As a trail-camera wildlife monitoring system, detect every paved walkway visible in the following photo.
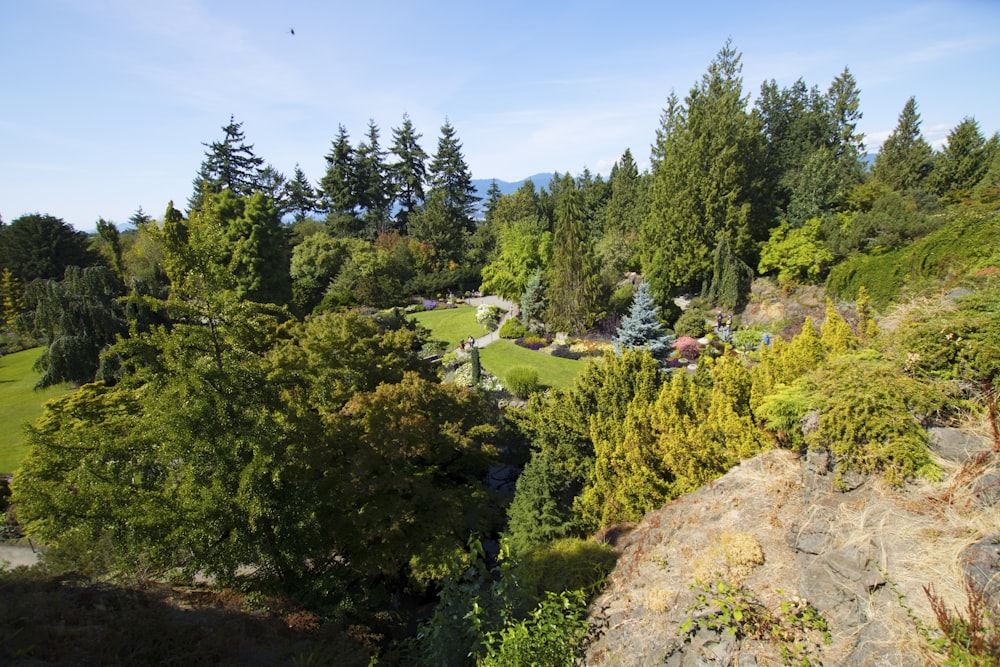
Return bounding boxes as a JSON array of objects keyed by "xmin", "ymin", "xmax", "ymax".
[{"xmin": 459, "ymin": 296, "xmax": 516, "ymax": 351}]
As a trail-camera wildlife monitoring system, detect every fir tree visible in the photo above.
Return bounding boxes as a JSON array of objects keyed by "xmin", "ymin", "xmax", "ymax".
[
  {"xmin": 189, "ymin": 115, "xmax": 265, "ymax": 211},
  {"xmin": 613, "ymin": 281, "xmax": 673, "ymax": 360},
  {"xmin": 704, "ymin": 236, "xmax": 754, "ymax": 311},
  {"xmin": 320, "ymin": 124, "xmax": 359, "ymax": 218},
  {"xmin": 355, "ymin": 118, "xmax": 392, "ymax": 236},
  {"xmin": 389, "ymin": 113, "xmax": 428, "ymax": 231},
  {"xmin": 285, "ymin": 164, "xmax": 319, "ymax": 223},
  {"xmin": 428, "ymin": 119, "xmax": 479, "ymax": 234},
  {"xmin": 873, "ymin": 96, "xmax": 934, "ymax": 192}
]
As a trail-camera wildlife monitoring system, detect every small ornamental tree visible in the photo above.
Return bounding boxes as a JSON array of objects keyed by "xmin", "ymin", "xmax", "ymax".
[
  {"xmin": 820, "ymin": 299, "xmax": 856, "ymax": 356},
  {"xmin": 613, "ymin": 281, "xmax": 674, "ymax": 361}
]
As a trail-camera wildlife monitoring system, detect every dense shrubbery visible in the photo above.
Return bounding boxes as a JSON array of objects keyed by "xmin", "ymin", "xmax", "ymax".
[
  {"xmin": 498, "ymin": 318, "xmax": 527, "ymax": 339},
  {"xmin": 505, "ymin": 366, "xmax": 540, "ymax": 398},
  {"xmin": 673, "ymin": 306, "xmax": 711, "ymax": 338}
]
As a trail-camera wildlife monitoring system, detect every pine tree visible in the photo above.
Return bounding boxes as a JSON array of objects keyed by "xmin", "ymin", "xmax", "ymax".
[
  {"xmin": 389, "ymin": 113, "xmax": 428, "ymax": 231},
  {"xmin": 873, "ymin": 97, "xmax": 934, "ymax": 192},
  {"xmin": 546, "ymin": 177, "xmax": 603, "ymax": 333},
  {"xmin": 189, "ymin": 115, "xmax": 265, "ymax": 211},
  {"xmin": 613, "ymin": 281, "xmax": 673, "ymax": 360},
  {"xmin": 484, "ymin": 179, "xmax": 502, "ymax": 223},
  {"xmin": 428, "ymin": 119, "xmax": 480, "ymax": 234},
  {"xmin": 128, "ymin": 206, "xmax": 153, "ymax": 228}
]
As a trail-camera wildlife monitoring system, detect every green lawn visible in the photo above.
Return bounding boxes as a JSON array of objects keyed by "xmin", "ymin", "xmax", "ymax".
[
  {"xmin": 0, "ymin": 348, "xmax": 73, "ymax": 474},
  {"xmin": 409, "ymin": 306, "xmax": 489, "ymax": 347},
  {"xmin": 479, "ymin": 340, "xmax": 588, "ymax": 391}
]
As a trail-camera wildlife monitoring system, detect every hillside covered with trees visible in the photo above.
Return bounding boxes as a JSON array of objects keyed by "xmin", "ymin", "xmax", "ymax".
[{"xmin": 1, "ymin": 41, "xmax": 999, "ymax": 665}]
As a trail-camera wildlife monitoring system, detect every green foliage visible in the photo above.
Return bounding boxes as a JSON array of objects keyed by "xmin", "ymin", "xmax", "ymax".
[
  {"xmin": 22, "ymin": 265, "xmax": 127, "ymax": 388},
  {"xmin": 674, "ymin": 306, "xmax": 710, "ymax": 338},
  {"xmin": 478, "ymin": 340, "xmax": 584, "ymax": 392},
  {"xmin": 480, "ymin": 589, "xmax": 592, "ymax": 667},
  {"xmin": 758, "ymin": 218, "xmax": 834, "ymax": 287},
  {"xmin": 479, "ymin": 198, "xmax": 551, "ymax": 302},
  {"xmin": 819, "ymin": 299, "xmax": 856, "ymax": 357},
  {"xmin": 676, "ymin": 579, "xmax": 830, "ymax": 665},
  {"xmin": 505, "ymin": 366, "xmax": 540, "ymax": 399},
  {"xmin": 0, "ymin": 213, "xmax": 100, "ymax": 283},
  {"xmin": 504, "ymin": 449, "xmax": 579, "ymax": 556},
  {"xmin": 475, "ymin": 303, "xmax": 503, "ymax": 329},
  {"xmin": 497, "ymin": 318, "xmax": 527, "ymax": 339},
  {"xmin": 873, "ymin": 97, "xmax": 934, "ymax": 193},
  {"xmin": 826, "ymin": 209, "xmax": 1000, "ymax": 308},
  {"xmin": 705, "ymin": 237, "xmax": 754, "ymax": 311},
  {"xmin": 925, "ymin": 581, "xmax": 1000, "ymax": 666},
  {"xmin": 546, "ymin": 177, "xmax": 603, "ymax": 334},
  {"xmin": 514, "ymin": 538, "xmax": 616, "ymax": 604},
  {"xmin": 641, "ymin": 41, "xmax": 765, "ymax": 293},
  {"xmin": 753, "ymin": 381, "xmax": 812, "ymax": 449},
  {"xmin": 804, "ymin": 353, "xmax": 945, "ymax": 486}
]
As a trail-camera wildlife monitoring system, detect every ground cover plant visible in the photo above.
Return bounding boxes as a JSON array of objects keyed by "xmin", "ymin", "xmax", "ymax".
[
  {"xmin": 408, "ymin": 305, "xmax": 489, "ymax": 348},
  {"xmin": 0, "ymin": 347, "xmax": 73, "ymax": 474},
  {"xmin": 478, "ymin": 339, "xmax": 586, "ymax": 391}
]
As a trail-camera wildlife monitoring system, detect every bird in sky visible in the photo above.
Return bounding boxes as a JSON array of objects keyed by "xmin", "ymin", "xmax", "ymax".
[{"xmin": 290, "ymin": 27, "xmax": 295, "ymax": 35}]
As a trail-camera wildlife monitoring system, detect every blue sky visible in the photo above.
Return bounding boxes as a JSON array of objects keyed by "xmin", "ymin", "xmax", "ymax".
[{"xmin": 2, "ymin": 0, "xmax": 999, "ymax": 231}]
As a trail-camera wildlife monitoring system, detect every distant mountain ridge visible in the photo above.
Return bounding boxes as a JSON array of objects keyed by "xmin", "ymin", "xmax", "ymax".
[{"xmin": 471, "ymin": 173, "xmax": 555, "ymax": 212}]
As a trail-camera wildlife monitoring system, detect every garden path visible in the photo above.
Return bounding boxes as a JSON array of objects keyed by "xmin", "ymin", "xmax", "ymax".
[{"xmin": 461, "ymin": 296, "xmax": 516, "ymax": 350}]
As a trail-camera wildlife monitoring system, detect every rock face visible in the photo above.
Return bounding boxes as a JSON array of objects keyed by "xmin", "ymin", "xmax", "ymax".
[{"xmin": 584, "ymin": 435, "xmax": 999, "ymax": 666}]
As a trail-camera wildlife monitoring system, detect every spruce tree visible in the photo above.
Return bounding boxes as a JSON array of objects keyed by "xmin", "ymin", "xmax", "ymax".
[
  {"xmin": 933, "ymin": 117, "xmax": 993, "ymax": 202},
  {"xmin": 613, "ymin": 281, "xmax": 673, "ymax": 360},
  {"xmin": 873, "ymin": 96, "xmax": 934, "ymax": 192}
]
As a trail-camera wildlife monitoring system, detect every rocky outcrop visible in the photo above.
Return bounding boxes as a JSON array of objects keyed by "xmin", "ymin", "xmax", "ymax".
[{"xmin": 584, "ymin": 431, "xmax": 999, "ymax": 666}]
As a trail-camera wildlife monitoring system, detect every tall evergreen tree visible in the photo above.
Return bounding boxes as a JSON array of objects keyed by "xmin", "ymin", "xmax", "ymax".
[
  {"xmin": 189, "ymin": 115, "xmax": 265, "ymax": 212},
  {"xmin": 128, "ymin": 206, "xmax": 153, "ymax": 228},
  {"xmin": 873, "ymin": 96, "xmax": 934, "ymax": 192},
  {"xmin": 484, "ymin": 179, "xmax": 503, "ymax": 223},
  {"xmin": 932, "ymin": 117, "xmax": 995, "ymax": 202},
  {"xmin": 613, "ymin": 281, "xmax": 673, "ymax": 360},
  {"xmin": 355, "ymin": 119, "xmax": 392, "ymax": 236},
  {"xmin": 427, "ymin": 119, "xmax": 480, "ymax": 234},
  {"xmin": 320, "ymin": 124, "xmax": 359, "ymax": 219},
  {"xmin": 389, "ymin": 113, "xmax": 428, "ymax": 231},
  {"xmin": 546, "ymin": 176, "xmax": 602, "ymax": 333},
  {"xmin": 257, "ymin": 164, "xmax": 290, "ymax": 217},
  {"xmin": 285, "ymin": 164, "xmax": 319, "ymax": 223},
  {"xmin": 640, "ymin": 41, "xmax": 764, "ymax": 297}
]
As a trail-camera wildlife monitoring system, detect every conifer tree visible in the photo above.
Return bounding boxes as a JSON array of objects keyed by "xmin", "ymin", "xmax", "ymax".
[
  {"xmin": 1, "ymin": 267, "xmax": 23, "ymax": 325},
  {"xmin": 613, "ymin": 281, "xmax": 673, "ymax": 361},
  {"xmin": 641, "ymin": 40, "xmax": 764, "ymax": 295},
  {"xmin": 785, "ymin": 315, "xmax": 825, "ymax": 378},
  {"xmin": 933, "ymin": 117, "xmax": 994, "ymax": 203},
  {"xmin": 820, "ymin": 299, "xmax": 856, "ymax": 356},
  {"xmin": 355, "ymin": 119, "xmax": 392, "ymax": 236},
  {"xmin": 427, "ymin": 119, "xmax": 480, "ymax": 234},
  {"xmin": 320, "ymin": 124, "xmax": 359, "ymax": 219},
  {"xmin": 285, "ymin": 164, "xmax": 319, "ymax": 223},
  {"xmin": 389, "ymin": 113, "xmax": 428, "ymax": 231},
  {"xmin": 546, "ymin": 177, "xmax": 602, "ymax": 333},
  {"xmin": 189, "ymin": 115, "xmax": 265, "ymax": 211},
  {"xmin": 873, "ymin": 97, "xmax": 934, "ymax": 192},
  {"xmin": 704, "ymin": 237, "xmax": 754, "ymax": 311}
]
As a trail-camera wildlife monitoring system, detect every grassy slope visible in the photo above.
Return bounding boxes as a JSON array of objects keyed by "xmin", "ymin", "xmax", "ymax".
[
  {"xmin": 0, "ymin": 348, "xmax": 73, "ymax": 474},
  {"xmin": 479, "ymin": 340, "xmax": 587, "ymax": 391},
  {"xmin": 409, "ymin": 306, "xmax": 489, "ymax": 346}
]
